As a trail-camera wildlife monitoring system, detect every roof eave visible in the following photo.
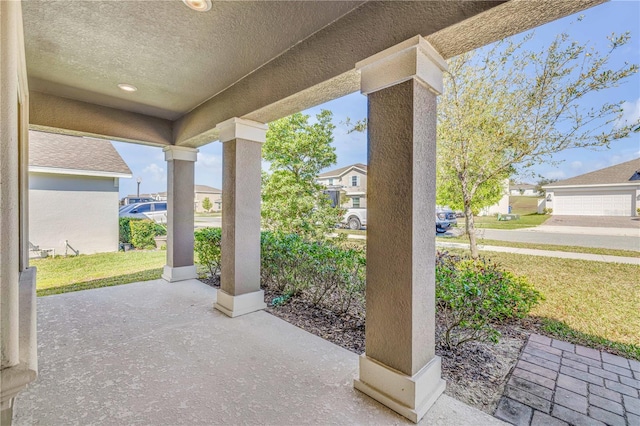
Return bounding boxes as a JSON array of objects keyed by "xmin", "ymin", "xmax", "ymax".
[{"xmin": 29, "ymin": 165, "xmax": 132, "ymax": 179}]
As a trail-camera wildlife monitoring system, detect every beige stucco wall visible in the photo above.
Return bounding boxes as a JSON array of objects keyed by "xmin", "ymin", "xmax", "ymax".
[
  {"xmin": 29, "ymin": 173, "xmax": 120, "ymax": 255},
  {"xmin": 194, "ymin": 191, "xmax": 222, "ymax": 213}
]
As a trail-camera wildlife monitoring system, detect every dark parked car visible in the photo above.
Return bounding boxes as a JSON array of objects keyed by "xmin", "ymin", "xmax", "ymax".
[{"xmin": 436, "ymin": 206, "xmax": 458, "ymax": 227}]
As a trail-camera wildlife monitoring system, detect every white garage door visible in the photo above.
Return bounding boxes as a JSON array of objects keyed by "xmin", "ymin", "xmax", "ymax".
[{"xmin": 554, "ymin": 190, "xmax": 633, "ymax": 216}]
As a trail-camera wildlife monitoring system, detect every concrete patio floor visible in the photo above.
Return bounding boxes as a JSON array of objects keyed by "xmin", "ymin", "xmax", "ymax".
[{"xmin": 13, "ymin": 279, "xmax": 503, "ymax": 425}]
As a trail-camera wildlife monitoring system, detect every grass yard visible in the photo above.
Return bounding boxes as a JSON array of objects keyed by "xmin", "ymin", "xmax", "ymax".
[
  {"xmin": 32, "ymin": 250, "xmax": 166, "ymax": 296},
  {"xmin": 447, "ymin": 249, "xmax": 640, "ymax": 359},
  {"xmin": 460, "ymin": 213, "xmax": 550, "ymax": 229},
  {"xmin": 509, "ymin": 195, "xmax": 541, "ymax": 215}
]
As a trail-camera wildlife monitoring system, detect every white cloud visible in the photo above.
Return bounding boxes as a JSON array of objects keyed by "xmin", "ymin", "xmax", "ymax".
[
  {"xmin": 197, "ymin": 152, "xmax": 221, "ymax": 169},
  {"xmin": 617, "ymin": 98, "xmax": 640, "ymax": 128},
  {"xmin": 545, "ymin": 170, "xmax": 566, "ymax": 180},
  {"xmin": 195, "ymin": 151, "xmax": 223, "ymax": 187},
  {"xmin": 569, "ymin": 161, "xmax": 583, "ymax": 170},
  {"xmin": 142, "ymin": 163, "xmax": 166, "ymax": 183}
]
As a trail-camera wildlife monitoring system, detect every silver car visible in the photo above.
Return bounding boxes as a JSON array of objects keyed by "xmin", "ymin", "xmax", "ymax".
[{"xmin": 119, "ymin": 202, "xmax": 167, "ymax": 223}]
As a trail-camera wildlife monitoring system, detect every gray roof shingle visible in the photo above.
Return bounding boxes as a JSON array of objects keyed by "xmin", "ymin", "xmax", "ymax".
[
  {"xmin": 195, "ymin": 185, "xmax": 221, "ymax": 193},
  {"xmin": 318, "ymin": 163, "xmax": 367, "ymax": 178},
  {"xmin": 29, "ymin": 130, "xmax": 132, "ymax": 175},
  {"xmin": 545, "ymin": 158, "xmax": 640, "ymax": 187}
]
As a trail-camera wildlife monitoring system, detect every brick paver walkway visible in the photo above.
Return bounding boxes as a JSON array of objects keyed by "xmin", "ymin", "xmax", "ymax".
[{"xmin": 495, "ymin": 334, "xmax": 640, "ymax": 426}]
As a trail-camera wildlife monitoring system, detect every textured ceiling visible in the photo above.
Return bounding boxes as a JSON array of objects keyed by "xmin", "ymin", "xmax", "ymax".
[
  {"xmin": 22, "ymin": 0, "xmax": 363, "ymax": 120},
  {"xmin": 23, "ymin": 0, "xmax": 606, "ymax": 147}
]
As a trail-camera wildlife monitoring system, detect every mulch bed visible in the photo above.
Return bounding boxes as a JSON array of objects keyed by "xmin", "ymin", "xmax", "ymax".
[{"xmin": 200, "ymin": 275, "xmax": 531, "ymax": 414}]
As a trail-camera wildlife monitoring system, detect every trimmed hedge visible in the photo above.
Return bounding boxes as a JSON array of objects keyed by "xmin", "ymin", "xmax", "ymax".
[
  {"xmin": 130, "ymin": 220, "xmax": 158, "ymax": 249},
  {"xmin": 119, "ymin": 217, "xmax": 141, "ymax": 245},
  {"xmin": 193, "ymin": 228, "xmax": 540, "ymax": 345}
]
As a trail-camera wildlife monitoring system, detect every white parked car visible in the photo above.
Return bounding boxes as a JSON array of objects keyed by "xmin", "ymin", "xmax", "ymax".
[{"xmin": 342, "ymin": 208, "xmax": 367, "ymax": 230}]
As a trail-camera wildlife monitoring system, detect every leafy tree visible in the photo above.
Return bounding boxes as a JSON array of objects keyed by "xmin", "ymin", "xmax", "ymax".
[
  {"xmin": 201, "ymin": 197, "xmax": 212, "ymax": 213},
  {"xmin": 262, "ymin": 110, "xmax": 344, "ymax": 239},
  {"xmin": 437, "ymin": 30, "xmax": 638, "ymax": 257},
  {"xmin": 535, "ymin": 178, "xmax": 558, "ymax": 195}
]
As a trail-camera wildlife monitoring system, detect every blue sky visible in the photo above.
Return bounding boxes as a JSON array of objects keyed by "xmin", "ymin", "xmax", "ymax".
[{"xmin": 114, "ymin": 0, "xmax": 640, "ymax": 198}]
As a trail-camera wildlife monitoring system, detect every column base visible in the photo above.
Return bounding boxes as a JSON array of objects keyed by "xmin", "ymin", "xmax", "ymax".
[
  {"xmin": 162, "ymin": 265, "xmax": 197, "ymax": 282},
  {"xmin": 214, "ymin": 289, "xmax": 266, "ymax": 318},
  {"xmin": 354, "ymin": 355, "xmax": 446, "ymax": 423}
]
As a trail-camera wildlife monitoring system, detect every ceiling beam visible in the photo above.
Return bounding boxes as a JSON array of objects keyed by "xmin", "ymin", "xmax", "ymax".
[{"xmin": 29, "ymin": 91, "xmax": 173, "ymax": 146}]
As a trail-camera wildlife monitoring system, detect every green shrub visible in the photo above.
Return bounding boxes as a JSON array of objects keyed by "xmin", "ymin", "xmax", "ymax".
[
  {"xmin": 130, "ymin": 220, "xmax": 158, "ymax": 249},
  {"xmin": 260, "ymin": 231, "xmax": 365, "ymax": 315},
  {"xmin": 435, "ymin": 251, "xmax": 541, "ymax": 349},
  {"xmin": 154, "ymin": 223, "xmax": 167, "ymax": 236},
  {"xmin": 119, "ymin": 217, "xmax": 142, "ymax": 244},
  {"xmin": 194, "ymin": 227, "xmax": 222, "ymax": 276}
]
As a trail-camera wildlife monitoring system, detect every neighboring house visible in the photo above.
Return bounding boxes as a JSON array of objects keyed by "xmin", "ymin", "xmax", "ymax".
[
  {"xmin": 194, "ymin": 185, "xmax": 222, "ymax": 212},
  {"xmin": 317, "ymin": 163, "xmax": 367, "ymax": 208},
  {"xmin": 477, "ymin": 178, "xmax": 510, "ymax": 216},
  {"xmin": 155, "ymin": 185, "xmax": 222, "ymax": 213},
  {"xmin": 543, "ymin": 158, "xmax": 640, "ymax": 216},
  {"xmin": 510, "ymin": 183, "xmax": 540, "ymax": 196},
  {"xmin": 29, "ymin": 131, "xmax": 132, "ymax": 256}
]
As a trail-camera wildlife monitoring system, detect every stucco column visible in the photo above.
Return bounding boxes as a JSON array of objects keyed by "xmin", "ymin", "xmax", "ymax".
[
  {"xmin": 213, "ymin": 118, "xmax": 267, "ymax": 318},
  {"xmin": 353, "ymin": 36, "xmax": 447, "ymax": 423},
  {"xmin": 162, "ymin": 146, "xmax": 199, "ymax": 282},
  {"xmin": 1, "ymin": 2, "xmax": 38, "ymax": 424}
]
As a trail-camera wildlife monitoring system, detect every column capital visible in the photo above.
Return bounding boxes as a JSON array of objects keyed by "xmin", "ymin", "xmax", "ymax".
[
  {"xmin": 163, "ymin": 146, "xmax": 198, "ymax": 162},
  {"xmin": 216, "ymin": 118, "xmax": 268, "ymax": 144},
  {"xmin": 356, "ymin": 35, "xmax": 447, "ymax": 96}
]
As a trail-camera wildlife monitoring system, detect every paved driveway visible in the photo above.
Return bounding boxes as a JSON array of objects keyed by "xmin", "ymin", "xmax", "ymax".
[{"xmin": 544, "ymin": 215, "xmax": 640, "ymax": 229}]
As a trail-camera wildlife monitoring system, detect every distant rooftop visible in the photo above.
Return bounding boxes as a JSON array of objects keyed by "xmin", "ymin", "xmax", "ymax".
[
  {"xmin": 545, "ymin": 158, "xmax": 640, "ymax": 187},
  {"xmin": 195, "ymin": 185, "xmax": 221, "ymax": 193},
  {"xmin": 29, "ymin": 131, "xmax": 132, "ymax": 176},
  {"xmin": 510, "ymin": 183, "xmax": 536, "ymax": 190},
  {"xmin": 318, "ymin": 163, "xmax": 367, "ymax": 178}
]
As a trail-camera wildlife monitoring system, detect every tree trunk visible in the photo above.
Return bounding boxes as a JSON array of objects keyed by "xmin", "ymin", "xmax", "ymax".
[{"xmin": 463, "ymin": 197, "xmax": 479, "ymax": 259}]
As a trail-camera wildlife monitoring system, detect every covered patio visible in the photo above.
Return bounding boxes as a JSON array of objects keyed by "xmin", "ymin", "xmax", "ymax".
[
  {"xmin": 1, "ymin": 0, "xmax": 604, "ymax": 424},
  {"xmin": 13, "ymin": 279, "xmax": 500, "ymax": 425}
]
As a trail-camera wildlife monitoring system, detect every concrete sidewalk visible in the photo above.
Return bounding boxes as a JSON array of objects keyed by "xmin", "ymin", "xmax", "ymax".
[
  {"xmin": 522, "ymin": 226, "xmax": 640, "ymax": 238},
  {"xmin": 435, "ymin": 242, "xmax": 640, "ymax": 265}
]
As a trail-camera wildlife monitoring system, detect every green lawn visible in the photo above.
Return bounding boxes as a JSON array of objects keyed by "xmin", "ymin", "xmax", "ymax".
[
  {"xmin": 32, "ymin": 250, "xmax": 166, "ymax": 296},
  {"xmin": 447, "ymin": 248, "xmax": 640, "ymax": 360},
  {"xmin": 460, "ymin": 213, "xmax": 550, "ymax": 229},
  {"xmin": 509, "ymin": 195, "xmax": 541, "ymax": 215}
]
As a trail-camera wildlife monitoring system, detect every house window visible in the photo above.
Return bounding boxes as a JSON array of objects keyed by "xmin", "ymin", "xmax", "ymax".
[
  {"xmin": 351, "ymin": 176, "xmax": 359, "ymax": 187},
  {"xmin": 329, "ymin": 178, "xmax": 334, "ymax": 185},
  {"xmin": 353, "ymin": 197, "xmax": 360, "ymax": 208}
]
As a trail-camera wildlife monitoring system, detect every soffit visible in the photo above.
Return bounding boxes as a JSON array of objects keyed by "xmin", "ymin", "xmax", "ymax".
[{"xmin": 22, "ymin": 0, "xmax": 363, "ymax": 120}]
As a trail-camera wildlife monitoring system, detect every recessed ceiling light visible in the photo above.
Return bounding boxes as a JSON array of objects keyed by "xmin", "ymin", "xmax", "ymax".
[
  {"xmin": 118, "ymin": 83, "xmax": 137, "ymax": 92},
  {"xmin": 182, "ymin": 0, "xmax": 212, "ymax": 12}
]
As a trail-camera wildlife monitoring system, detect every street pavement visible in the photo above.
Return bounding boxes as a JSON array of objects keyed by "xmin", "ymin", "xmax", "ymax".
[
  {"xmin": 195, "ymin": 215, "xmax": 640, "ymax": 253},
  {"xmin": 194, "ymin": 216, "xmax": 221, "ymax": 228}
]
